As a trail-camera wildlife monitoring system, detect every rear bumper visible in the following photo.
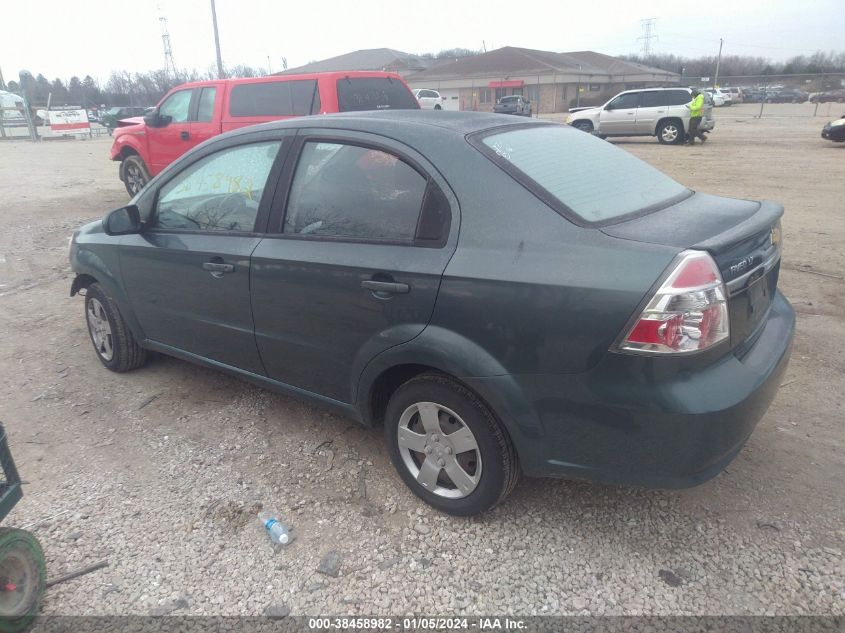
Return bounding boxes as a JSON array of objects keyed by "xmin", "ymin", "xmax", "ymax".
[{"xmin": 465, "ymin": 290, "xmax": 794, "ymax": 488}]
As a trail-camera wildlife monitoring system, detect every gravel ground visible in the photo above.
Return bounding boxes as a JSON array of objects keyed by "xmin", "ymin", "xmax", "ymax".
[{"xmin": 0, "ymin": 103, "xmax": 843, "ymax": 617}]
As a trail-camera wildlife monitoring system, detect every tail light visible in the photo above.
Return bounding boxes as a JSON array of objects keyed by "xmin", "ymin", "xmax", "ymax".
[{"xmin": 618, "ymin": 250, "xmax": 729, "ymax": 354}]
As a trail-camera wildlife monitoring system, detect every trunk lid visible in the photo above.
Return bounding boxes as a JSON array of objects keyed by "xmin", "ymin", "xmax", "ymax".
[{"xmin": 602, "ymin": 192, "xmax": 783, "ymax": 351}]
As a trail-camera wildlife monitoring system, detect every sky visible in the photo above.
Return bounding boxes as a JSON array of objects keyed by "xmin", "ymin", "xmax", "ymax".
[{"xmin": 1, "ymin": 0, "xmax": 843, "ymax": 83}]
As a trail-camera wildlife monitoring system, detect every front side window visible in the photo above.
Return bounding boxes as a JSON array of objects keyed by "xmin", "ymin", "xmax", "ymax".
[
  {"xmin": 284, "ymin": 141, "xmax": 427, "ymax": 241},
  {"xmin": 159, "ymin": 89, "xmax": 193, "ymax": 123},
  {"xmin": 153, "ymin": 141, "xmax": 281, "ymax": 232},
  {"xmin": 477, "ymin": 125, "xmax": 688, "ymax": 223},
  {"xmin": 196, "ymin": 87, "xmax": 217, "ymax": 122},
  {"xmin": 608, "ymin": 92, "xmax": 640, "ymax": 110}
]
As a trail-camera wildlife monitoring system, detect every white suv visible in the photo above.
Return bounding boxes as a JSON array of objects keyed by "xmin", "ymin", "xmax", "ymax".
[
  {"xmin": 566, "ymin": 87, "xmax": 715, "ymax": 144},
  {"xmin": 413, "ymin": 89, "xmax": 445, "ymax": 110}
]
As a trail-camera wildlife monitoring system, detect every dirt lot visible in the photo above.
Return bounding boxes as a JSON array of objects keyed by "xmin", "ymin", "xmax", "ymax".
[{"xmin": 0, "ymin": 104, "xmax": 842, "ymax": 617}]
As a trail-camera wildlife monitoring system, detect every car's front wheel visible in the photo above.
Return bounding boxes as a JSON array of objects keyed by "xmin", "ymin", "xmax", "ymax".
[
  {"xmin": 122, "ymin": 155, "xmax": 150, "ymax": 198},
  {"xmin": 657, "ymin": 120, "xmax": 684, "ymax": 144},
  {"xmin": 84, "ymin": 283, "xmax": 147, "ymax": 372},
  {"xmin": 571, "ymin": 120, "xmax": 593, "ymax": 133},
  {"xmin": 384, "ymin": 373, "xmax": 519, "ymax": 516}
]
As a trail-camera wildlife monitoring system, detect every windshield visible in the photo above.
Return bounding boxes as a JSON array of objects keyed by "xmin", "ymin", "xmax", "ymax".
[{"xmin": 476, "ymin": 125, "xmax": 689, "ymax": 224}]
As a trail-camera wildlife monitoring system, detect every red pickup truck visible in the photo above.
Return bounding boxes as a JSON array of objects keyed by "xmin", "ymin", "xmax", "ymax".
[{"xmin": 110, "ymin": 71, "xmax": 419, "ymax": 196}]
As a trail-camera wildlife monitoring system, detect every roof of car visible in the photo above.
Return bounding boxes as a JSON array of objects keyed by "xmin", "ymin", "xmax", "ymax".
[{"xmin": 229, "ymin": 109, "xmax": 555, "ymax": 139}]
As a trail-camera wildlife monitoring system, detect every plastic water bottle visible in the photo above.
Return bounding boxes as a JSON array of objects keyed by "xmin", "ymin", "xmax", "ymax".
[{"xmin": 258, "ymin": 511, "xmax": 290, "ymax": 545}]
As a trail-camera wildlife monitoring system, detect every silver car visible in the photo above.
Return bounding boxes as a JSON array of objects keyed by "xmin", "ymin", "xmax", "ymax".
[{"xmin": 566, "ymin": 87, "xmax": 715, "ymax": 144}]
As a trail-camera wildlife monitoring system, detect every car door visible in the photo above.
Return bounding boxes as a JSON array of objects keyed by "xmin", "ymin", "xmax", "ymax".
[
  {"xmin": 146, "ymin": 88, "xmax": 196, "ymax": 174},
  {"xmin": 635, "ymin": 91, "xmax": 667, "ymax": 134},
  {"xmin": 250, "ymin": 131, "xmax": 458, "ymax": 403},
  {"xmin": 599, "ymin": 92, "xmax": 640, "ymax": 134},
  {"xmin": 119, "ymin": 133, "xmax": 293, "ymax": 373}
]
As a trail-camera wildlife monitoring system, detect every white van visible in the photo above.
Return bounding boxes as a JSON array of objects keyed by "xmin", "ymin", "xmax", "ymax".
[{"xmin": 0, "ymin": 91, "xmax": 27, "ymax": 126}]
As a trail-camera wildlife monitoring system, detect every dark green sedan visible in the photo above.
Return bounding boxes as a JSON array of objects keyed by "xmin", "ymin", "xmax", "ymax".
[{"xmin": 69, "ymin": 111, "xmax": 794, "ymax": 515}]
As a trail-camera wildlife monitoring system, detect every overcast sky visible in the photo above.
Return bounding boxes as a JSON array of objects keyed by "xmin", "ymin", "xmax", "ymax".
[{"xmin": 1, "ymin": 0, "xmax": 842, "ymax": 83}]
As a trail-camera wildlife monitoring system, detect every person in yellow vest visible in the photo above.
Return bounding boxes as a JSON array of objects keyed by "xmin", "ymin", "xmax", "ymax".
[{"xmin": 685, "ymin": 88, "xmax": 707, "ymax": 145}]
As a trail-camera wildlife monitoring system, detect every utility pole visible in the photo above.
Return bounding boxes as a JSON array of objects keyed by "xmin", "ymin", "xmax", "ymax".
[
  {"xmin": 638, "ymin": 18, "xmax": 657, "ymax": 58},
  {"xmin": 159, "ymin": 13, "xmax": 177, "ymax": 79},
  {"xmin": 713, "ymin": 38, "xmax": 724, "ymax": 89},
  {"xmin": 210, "ymin": 0, "xmax": 224, "ymax": 79}
]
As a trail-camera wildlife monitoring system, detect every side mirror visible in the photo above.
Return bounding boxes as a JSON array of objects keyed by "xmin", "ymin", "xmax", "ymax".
[
  {"xmin": 143, "ymin": 111, "xmax": 171, "ymax": 128},
  {"xmin": 605, "ymin": 103, "xmax": 614, "ymax": 111},
  {"xmin": 104, "ymin": 205, "xmax": 142, "ymax": 236}
]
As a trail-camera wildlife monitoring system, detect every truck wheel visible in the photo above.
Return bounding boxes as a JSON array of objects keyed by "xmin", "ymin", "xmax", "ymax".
[
  {"xmin": 84, "ymin": 283, "xmax": 147, "ymax": 373},
  {"xmin": 0, "ymin": 528, "xmax": 45, "ymax": 633},
  {"xmin": 571, "ymin": 120, "xmax": 593, "ymax": 133},
  {"xmin": 384, "ymin": 373, "xmax": 519, "ymax": 516},
  {"xmin": 122, "ymin": 155, "xmax": 150, "ymax": 198},
  {"xmin": 657, "ymin": 120, "xmax": 683, "ymax": 144}
]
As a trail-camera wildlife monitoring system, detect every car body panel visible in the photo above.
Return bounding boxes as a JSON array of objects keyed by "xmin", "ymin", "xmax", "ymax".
[{"xmin": 821, "ymin": 117, "xmax": 845, "ymax": 141}]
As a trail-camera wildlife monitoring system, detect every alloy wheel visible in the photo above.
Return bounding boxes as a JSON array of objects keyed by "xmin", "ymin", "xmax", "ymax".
[
  {"xmin": 397, "ymin": 402, "xmax": 482, "ymax": 499},
  {"xmin": 661, "ymin": 124, "xmax": 680, "ymax": 143},
  {"xmin": 86, "ymin": 298, "xmax": 114, "ymax": 361},
  {"xmin": 126, "ymin": 163, "xmax": 146, "ymax": 195}
]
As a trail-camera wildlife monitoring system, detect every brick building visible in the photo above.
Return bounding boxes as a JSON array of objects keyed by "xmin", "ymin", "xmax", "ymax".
[{"xmin": 404, "ymin": 47, "xmax": 680, "ymax": 113}]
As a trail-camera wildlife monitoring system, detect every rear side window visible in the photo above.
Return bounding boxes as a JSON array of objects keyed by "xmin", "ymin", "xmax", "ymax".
[
  {"xmin": 476, "ymin": 125, "xmax": 688, "ymax": 224},
  {"xmin": 284, "ymin": 141, "xmax": 427, "ymax": 240},
  {"xmin": 230, "ymin": 80, "xmax": 319, "ymax": 117},
  {"xmin": 336, "ymin": 77, "xmax": 419, "ymax": 111},
  {"xmin": 640, "ymin": 91, "xmax": 667, "ymax": 107},
  {"xmin": 665, "ymin": 90, "xmax": 692, "ymax": 106}
]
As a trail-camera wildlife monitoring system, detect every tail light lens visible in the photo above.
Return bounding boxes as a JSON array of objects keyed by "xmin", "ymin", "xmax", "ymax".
[{"xmin": 618, "ymin": 250, "xmax": 729, "ymax": 354}]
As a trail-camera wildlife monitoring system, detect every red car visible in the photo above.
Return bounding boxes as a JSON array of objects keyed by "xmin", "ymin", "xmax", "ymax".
[{"xmin": 110, "ymin": 71, "xmax": 419, "ymax": 196}]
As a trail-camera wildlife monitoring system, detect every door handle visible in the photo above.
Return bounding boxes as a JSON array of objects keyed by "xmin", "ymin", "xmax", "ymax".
[
  {"xmin": 202, "ymin": 261, "xmax": 235, "ymax": 277},
  {"xmin": 180, "ymin": 131, "xmax": 190, "ymax": 140},
  {"xmin": 361, "ymin": 280, "xmax": 410, "ymax": 296}
]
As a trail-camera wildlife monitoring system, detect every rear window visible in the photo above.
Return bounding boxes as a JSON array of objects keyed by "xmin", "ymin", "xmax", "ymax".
[
  {"xmin": 230, "ymin": 80, "xmax": 320, "ymax": 117},
  {"xmin": 476, "ymin": 125, "xmax": 689, "ymax": 224},
  {"xmin": 336, "ymin": 77, "xmax": 419, "ymax": 111}
]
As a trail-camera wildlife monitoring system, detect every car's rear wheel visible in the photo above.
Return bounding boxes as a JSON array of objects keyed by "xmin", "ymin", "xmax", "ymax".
[
  {"xmin": 384, "ymin": 373, "xmax": 519, "ymax": 516},
  {"xmin": 84, "ymin": 283, "xmax": 147, "ymax": 372},
  {"xmin": 122, "ymin": 155, "xmax": 150, "ymax": 198},
  {"xmin": 657, "ymin": 120, "xmax": 683, "ymax": 144},
  {"xmin": 571, "ymin": 120, "xmax": 593, "ymax": 133}
]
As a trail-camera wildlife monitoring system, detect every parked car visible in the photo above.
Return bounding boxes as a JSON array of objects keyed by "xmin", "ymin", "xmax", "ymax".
[
  {"xmin": 566, "ymin": 87, "xmax": 714, "ymax": 144},
  {"xmin": 721, "ymin": 87, "xmax": 744, "ymax": 103},
  {"xmin": 766, "ymin": 89, "xmax": 809, "ymax": 103},
  {"xmin": 413, "ymin": 88, "xmax": 445, "ymax": 110},
  {"xmin": 0, "ymin": 90, "xmax": 27, "ymax": 127},
  {"xmin": 100, "ymin": 106, "xmax": 150, "ymax": 132},
  {"xmin": 810, "ymin": 90, "xmax": 845, "ymax": 104},
  {"xmin": 110, "ymin": 71, "xmax": 419, "ymax": 197},
  {"xmin": 493, "ymin": 95, "xmax": 532, "ymax": 116},
  {"xmin": 821, "ymin": 114, "xmax": 845, "ymax": 142},
  {"xmin": 704, "ymin": 89, "xmax": 730, "ymax": 106},
  {"xmin": 70, "ymin": 111, "xmax": 794, "ymax": 516}
]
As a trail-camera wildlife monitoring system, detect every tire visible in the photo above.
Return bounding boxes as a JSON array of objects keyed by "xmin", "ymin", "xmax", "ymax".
[
  {"xmin": 122, "ymin": 155, "xmax": 150, "ymax": 198},
  {"xmin": 0, "ymin": 528, "xmax": 45, "ymax": 633},
  {"xmin": 84, "ymin": 283, "xmax": 147, "ymax": 372},
  {"xmin": 657, "ymin": 120, "xmax": 684, "ymax": 145},
  {"xmin": 384, "ymin": 373, "xmax": 519, "ymax": 516},
  {"xmin": 434, "ymin": 104, "xmax": 442, "ymax": 110},
  {"xmin": 571, "ymin": 120, "xmax": 593, "ymax": 133}
]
